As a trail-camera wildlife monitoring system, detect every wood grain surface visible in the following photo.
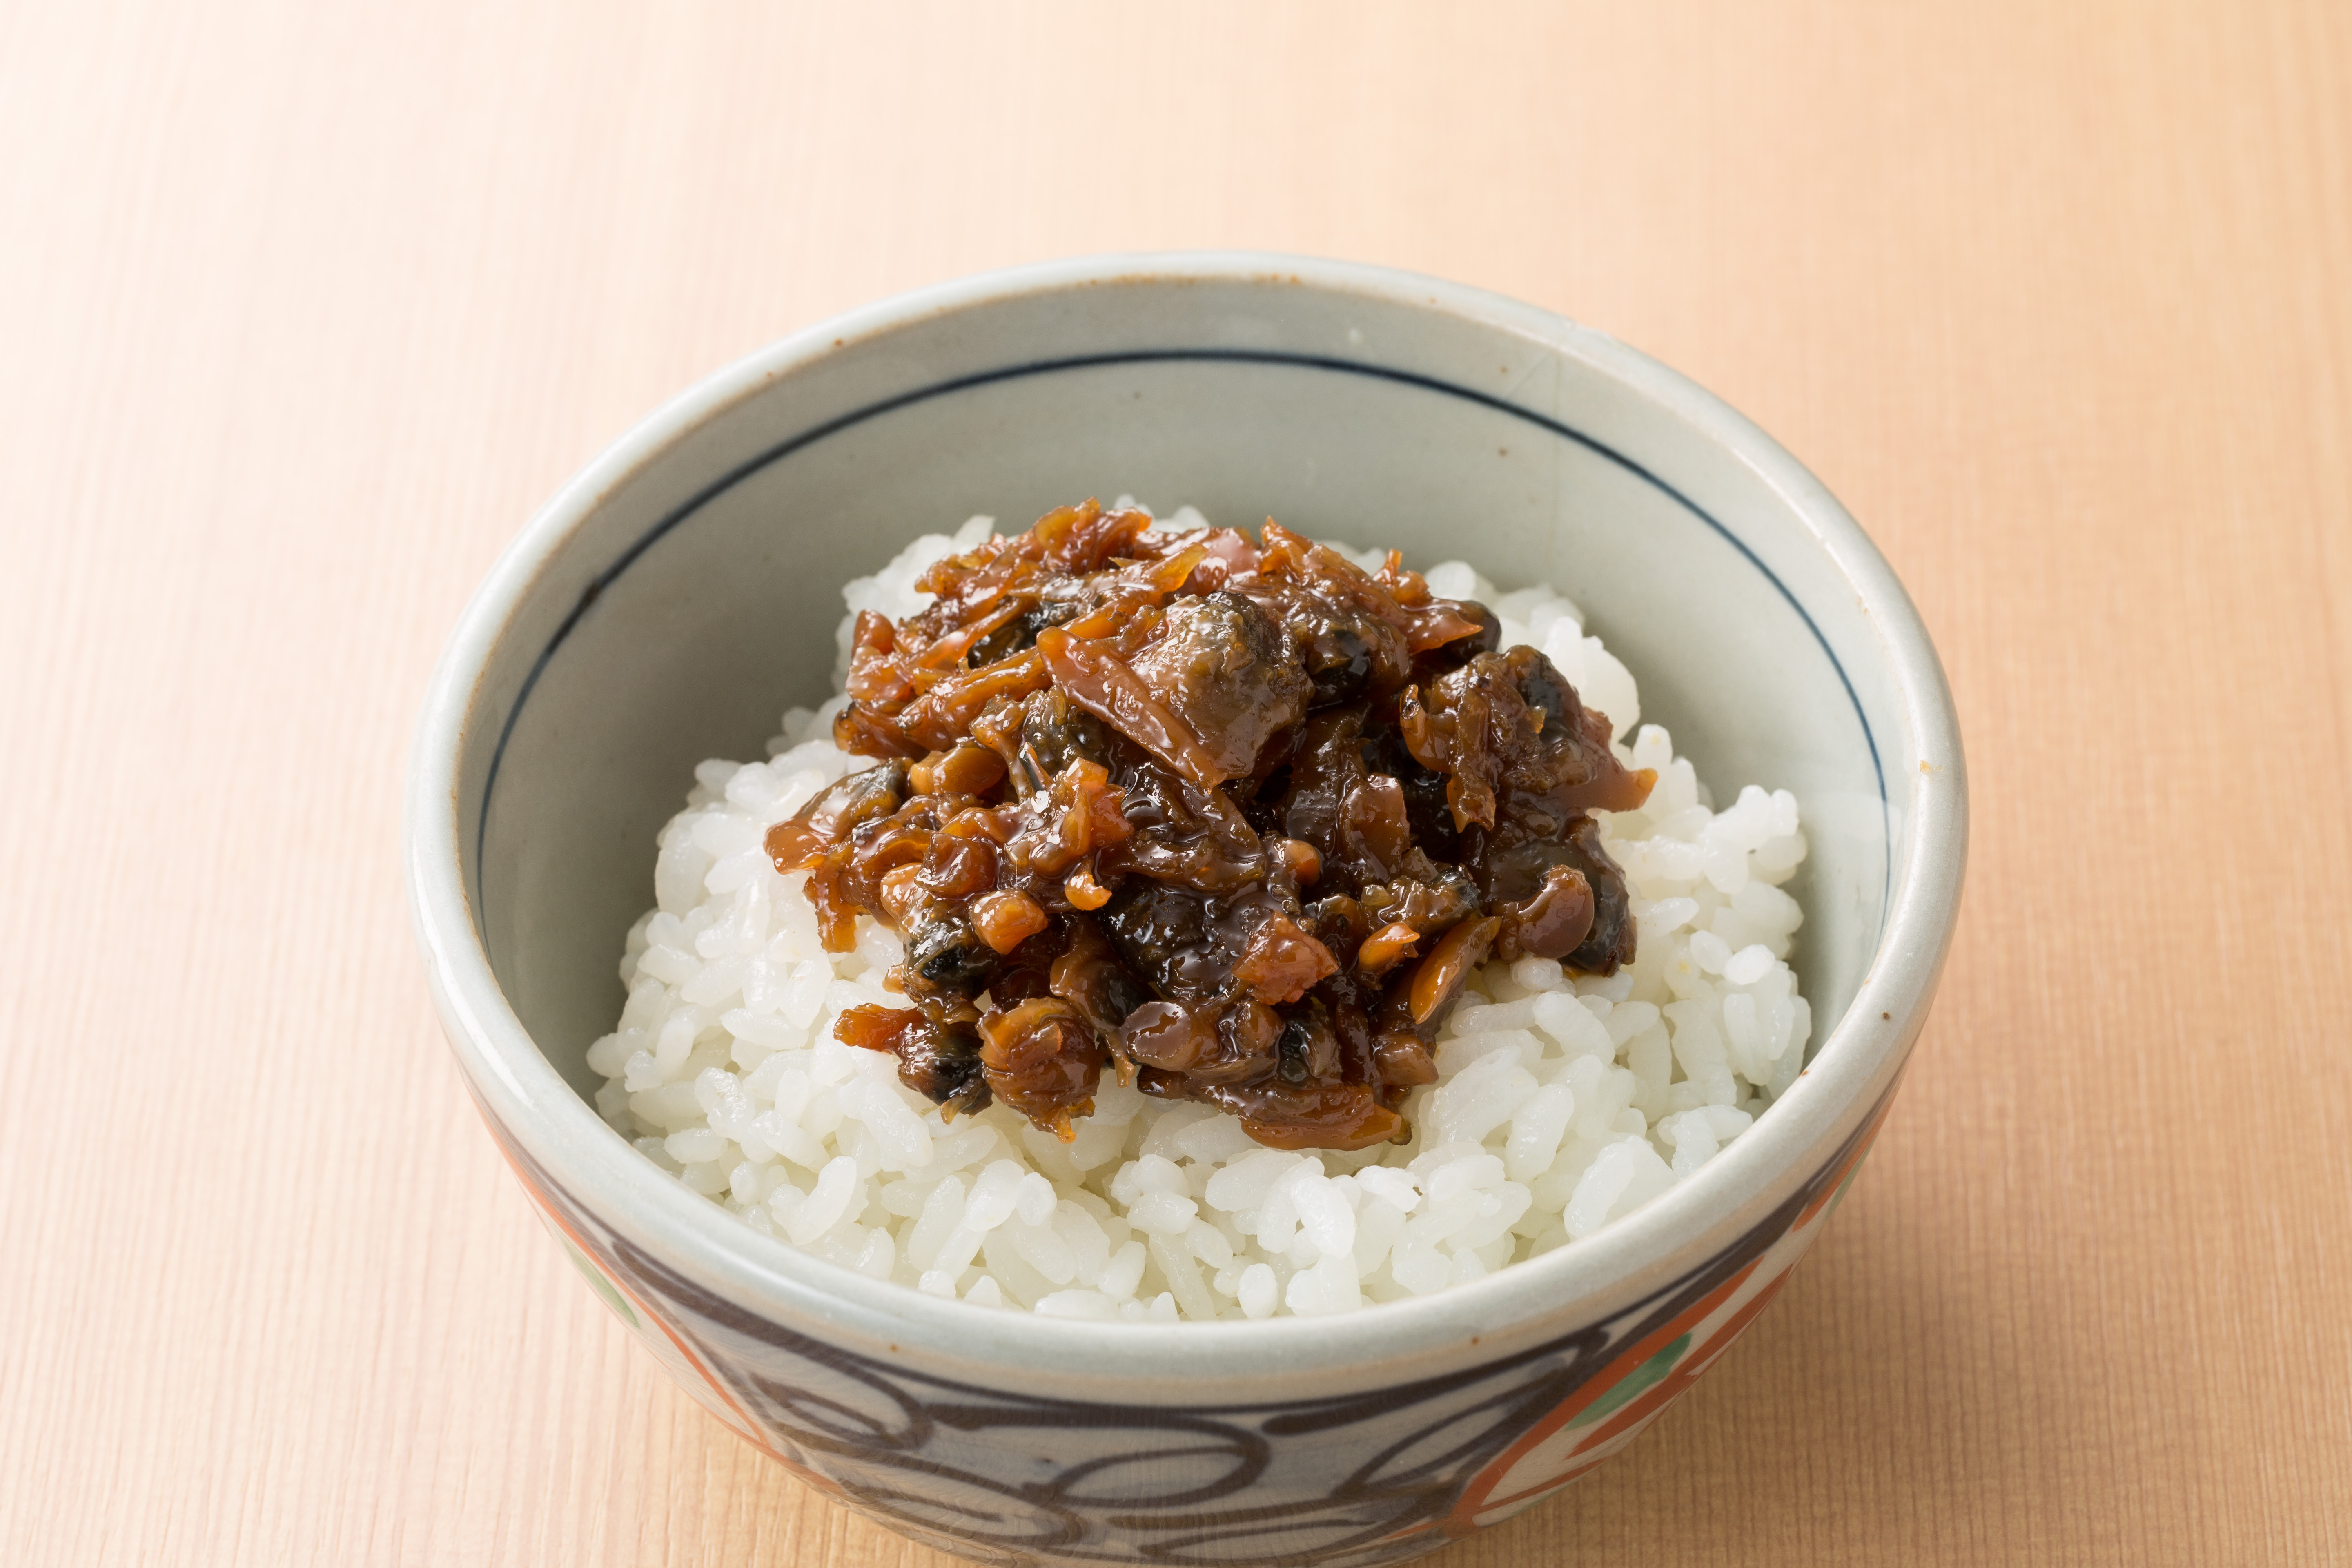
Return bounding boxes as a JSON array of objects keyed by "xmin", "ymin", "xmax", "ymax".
[{"xmin": 4, "ymin": 2, "xmax": 2348, "ymax": 1563}]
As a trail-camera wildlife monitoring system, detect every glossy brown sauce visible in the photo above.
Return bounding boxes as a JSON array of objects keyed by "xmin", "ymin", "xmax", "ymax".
[{"xmin": 772, "ymin": 501, "xmax": 1656, "ymax": 1150}]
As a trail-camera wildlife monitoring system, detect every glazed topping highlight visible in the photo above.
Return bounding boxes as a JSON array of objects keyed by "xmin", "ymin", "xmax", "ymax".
[{"xmin": 768, "ymin": 501, "xmax": 1657, "ymax": 1150}]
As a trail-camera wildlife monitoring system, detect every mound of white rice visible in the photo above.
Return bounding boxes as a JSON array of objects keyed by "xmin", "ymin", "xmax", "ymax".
[{"xmin": 588, "ymin": 508, "xmax": 1811, "ymax": 1321}]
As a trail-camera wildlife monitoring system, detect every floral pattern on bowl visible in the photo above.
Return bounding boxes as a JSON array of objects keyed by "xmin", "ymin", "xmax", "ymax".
[{"xmin": 481, "ymin": 1085, "xmax": 1891, "ymax": 1566}]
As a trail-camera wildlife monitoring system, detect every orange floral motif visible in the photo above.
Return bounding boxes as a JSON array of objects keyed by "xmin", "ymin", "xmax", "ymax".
[
  {"xmin": 1437, "ymin": 1100, "xmax": 1891, "ymax": 1535},
  {"xmin": 483, "ymin": 1118, "xmax": 847, "ymax": 1499}
]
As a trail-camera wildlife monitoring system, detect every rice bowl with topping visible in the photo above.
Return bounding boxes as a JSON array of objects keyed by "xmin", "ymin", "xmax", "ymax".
[{"xmin": 588, "ymin": 503, "xmax": 1812, "ymax": 1322}]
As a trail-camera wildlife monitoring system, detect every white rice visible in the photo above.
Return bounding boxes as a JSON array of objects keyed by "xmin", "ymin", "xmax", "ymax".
[{"xmin": 588, "ymin": 506, "xmax": 1811, "ymax": 1321}]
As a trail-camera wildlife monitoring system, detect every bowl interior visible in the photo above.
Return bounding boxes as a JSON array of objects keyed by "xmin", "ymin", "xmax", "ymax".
[{"xmin": 462, "ymin": 274, "xmax": 1905, "ymax": 1113}]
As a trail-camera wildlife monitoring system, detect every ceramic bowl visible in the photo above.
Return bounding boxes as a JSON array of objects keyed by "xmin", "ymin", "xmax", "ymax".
[{"xmin": 405, "ymin": 253, "xmax": 1965, "ymax": 1566}]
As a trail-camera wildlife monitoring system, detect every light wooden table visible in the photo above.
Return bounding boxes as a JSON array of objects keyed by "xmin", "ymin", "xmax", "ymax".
[{"xmin": 5, "ymin": 2, "xmax": 2348, "ymax": 1563}]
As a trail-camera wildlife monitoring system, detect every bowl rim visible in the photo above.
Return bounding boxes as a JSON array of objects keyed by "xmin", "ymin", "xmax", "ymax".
[{"xmin": 405, "ymin": 249, "xmax": 1966, "ymax": 1385}]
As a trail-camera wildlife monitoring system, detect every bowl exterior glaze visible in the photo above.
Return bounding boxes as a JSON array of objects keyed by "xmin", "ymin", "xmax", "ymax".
[
  {"xmin": 490, "ymin": 1086, "xmax": 1890, "ymax": 1565},
  {"xmin": 408, "ymin": 254, "xmax": 1964, "ymax": 1568}
]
